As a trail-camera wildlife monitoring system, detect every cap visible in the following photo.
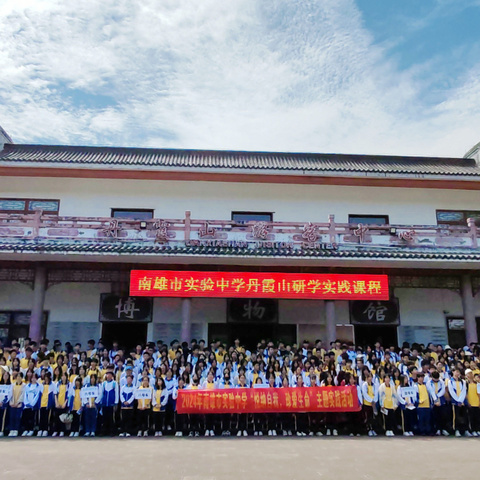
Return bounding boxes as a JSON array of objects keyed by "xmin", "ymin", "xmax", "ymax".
[
  {"xmin": 465, "ymin": 369, "xmax": 473, "ymax": 374},
  {"xmin": 444, "ymin": 345, "xmax": 451, "ymax": 350}
]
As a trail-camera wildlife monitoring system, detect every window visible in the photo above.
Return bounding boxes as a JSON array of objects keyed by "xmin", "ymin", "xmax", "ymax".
[
  {"xmin": 0, "ymin": 311, "xmax": 48, "ymax": 344},
  {"xmin": 348, "ymin": 214, "xmax": 389, "ymax": 226},
  {"xmin": 111, "ymin": 209, "xmax": 154, "ymax": 220},
  {"xmin": 0, "ymin": 198, "xmax": 60, "ymax": 215},
  {"xmin": 231, "ymin": 211, "xmax": 273, "ymax": 223},
  {"xmin": 436, "ymin": 210, "xmax": 480, "ymax": 226}
]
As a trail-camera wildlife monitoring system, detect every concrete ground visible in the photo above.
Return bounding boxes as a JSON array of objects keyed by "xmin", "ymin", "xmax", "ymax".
[{"xmin": 1, "ymin": 438, "xmax": 479, "ymax": 480}]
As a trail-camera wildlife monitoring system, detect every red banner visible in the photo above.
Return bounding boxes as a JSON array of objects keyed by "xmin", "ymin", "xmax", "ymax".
[
  {"xmin": 130, "ymin": 270, "xmax": 389, "ymax": 300},
  {"xmin": 176, "ymin": 386, "xmax": 360, "ymax": 414}
]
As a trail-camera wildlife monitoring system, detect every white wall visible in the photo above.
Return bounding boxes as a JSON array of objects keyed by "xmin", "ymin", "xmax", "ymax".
[
  {"xmin": 1, "ymin": 176, "xmax": 480, "ymax": 225},
  {"xmin": 0, "ymin": 282, "xmax": 33, "ymax": 309}
]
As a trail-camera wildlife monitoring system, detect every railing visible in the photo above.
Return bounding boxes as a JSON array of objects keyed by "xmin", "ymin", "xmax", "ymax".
[{"xmin": 0, "ymin": 210, "xmax": 478, "ymax": 253}]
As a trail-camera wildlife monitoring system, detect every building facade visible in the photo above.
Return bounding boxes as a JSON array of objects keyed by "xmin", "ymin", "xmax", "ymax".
[{"xmin": 1, "ymin": 126, "xmax": 480, "ymax": 350}]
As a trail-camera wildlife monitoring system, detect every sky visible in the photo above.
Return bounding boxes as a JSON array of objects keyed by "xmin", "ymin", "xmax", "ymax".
[{"xmin": 1, "ymin": 0, "xmax": 480, "ymax": 157}]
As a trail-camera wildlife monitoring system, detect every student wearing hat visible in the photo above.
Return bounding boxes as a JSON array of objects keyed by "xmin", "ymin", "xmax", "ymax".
[{"xmin": 465, "ymin": 369, "xmax": 480, "ymax": 436}]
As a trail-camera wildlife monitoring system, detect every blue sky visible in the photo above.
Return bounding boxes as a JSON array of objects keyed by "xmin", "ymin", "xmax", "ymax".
[{"xmin": 1, "ymin": 0, "xmax": 480, "ymax": 157}]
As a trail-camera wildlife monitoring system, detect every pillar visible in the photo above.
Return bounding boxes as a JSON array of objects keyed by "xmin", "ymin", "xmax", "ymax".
[
  {"xmin": 460, "ymin": 274, "xmax": 478, "ymax": 345},
  {"xmin": 29, "ymin": 265, "xmax": 47, "ymax": 342},
  {"xmin": 180, "ymin": 298, "xmax": 192, "ymax": 343},
  {"xmin": 325, "ymin": 300, "xmax": 337, "ymax": 347}
]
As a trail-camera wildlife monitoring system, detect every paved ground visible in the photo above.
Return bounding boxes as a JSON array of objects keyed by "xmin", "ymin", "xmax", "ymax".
[{"xmin": 1, "ymin": 438, "xmax": 479, "ymax": 480}]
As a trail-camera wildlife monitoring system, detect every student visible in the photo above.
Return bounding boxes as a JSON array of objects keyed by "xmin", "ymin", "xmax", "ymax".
[
  {"xmin": 202, "ymin": 370, "xmax": 217, "ymax": 437},
  {"xmin": 82, "ymin": 374, "xmax": 102, "ymax": 437},
  {"xmin": 101, "ymin": 370, "xmax": 119, "ymax": 436},
  {"xmin": 186, "ymin": 375, "xmax": 201, "ymax": 437},
  {"xmin": 465, "ymin": 369, "xmax": 480, "ymax": 436},
  {"xmin": 172, "ymin": 377, "xmax": 187, "ymax": 437},
  {"xmin": 68, "ymin": 377, "xmax": 83, "ymax": 437},
  {"xmin": 236, "ymin": 373, "xmax": 249, "ymax": 437},
  {"xmin": 38, "ymin": 372, "xmax": 55, "ymax": 437},
  {"xmin": 137, "ymin": 376, "xmax": 153, "ymax": 437},
  {"xmin": 378, "ymin": 374, "xmax": 398, "ymax": 437},
  {"xmin": 8, "ymin": 372, "xmax": 24, "ymax": 437},
  {"xmin": 447, "ymin": 368, "xmax": 468, "ymax": 437},
  {"xmin": 266, "ymin": 374, "xmax": 279, "ymax": 436},
  {"xmin": 164, "ymin": 368, "xmax": 177, "ymax": 433},
  {"xmin": 416, "ymin": 373, "xmax": 432, "ymax": 435},
  {"xmin": 0, "ymin": 370, "xmax": 12, "ymax": 437},
  {"xmin": 294, "ymin": 374, "xmax": 308, "ymax": 436},
  {"xmin": 22, "ymin": 373, "xmax": 41, "ymax": 436},
  {"xmin": 119, "ymin": 374, "xmax": 136, "ymax": 437},
  {"xmin": 346, "ymin": 373, "xmax": 363, "ymax": 436},
  {"xmin": 397, "ymin": 374, "xmax": 418, "ymax": 436},
  {"xmin": 361, "ymin": 373, "xmax": 378, "ymax": 436},
  {"xmin": 152, "ymin": 377, "xmax": 168, "ymax": 437},
  {"xmin": 52, "ymin": 371, "xmax": 69, "ymax": 437},
  {"xmin": 427, "ymin": 370, "xmax": 449, "ymax": 436}
]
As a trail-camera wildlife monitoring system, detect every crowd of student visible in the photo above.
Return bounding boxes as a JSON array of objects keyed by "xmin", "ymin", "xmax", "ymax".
[{"xmin": 0, "ymin": 336, "xmax": 479, "ymax": 438}]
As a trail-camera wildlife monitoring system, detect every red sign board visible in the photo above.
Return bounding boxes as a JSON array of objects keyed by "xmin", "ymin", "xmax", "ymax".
[
  {"xmin": 176, "ymin": 386, "xmax": 360, "ymax": 414},
  {"xmin": 130, "ymin": 270, "xmax": 389, "ymax": 300}
]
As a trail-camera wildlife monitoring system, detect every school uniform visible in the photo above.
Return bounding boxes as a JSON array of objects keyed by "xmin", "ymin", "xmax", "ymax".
[
  {"xmin": 164, "ymin": 377, "xmax": 178, "ymax": 431},
  {"xmin": 38, "ymin": 382, "xmax": 56, "ymax": 434},
  {"xmin": 136, "ymin": 386, "xmax": 153, "ymax": 434},
  {"xmin": 152, "ymin": 388, "xmax": 168, "ymax": 433},
  {"xmin": 0, "ymin": 384, "xmax": 12, "ymax": 434},
  {"xmin": 22, "ymin": 382, "xmax": 42, "ymax": 434},
  {"xmin": 427, "ymin": 378, "xmax": 448, "ymax": 434},
  {"xmin": 119, "ymin": 383, "xmax": 136, "ymax": 435},
  {"xmin": 378, "ymin": 383, "xmax": 398, "ymax": 434},
  {"xmin": 416, "ymin": 383, "xmax": 433, "ymax": 435},
  {"xmin": 68, "ymin": 387, "xmax": 83, "ymax": 434},
  {"xmin": 447, "ymin": 378, "xmax": 468, "ymax": 435},
  {"xmin": 397, "ymin": 385, "xmax": 418, "ymax": 435},
  {"xmin": 82, "ymin": 384, "xmax": 102, "ymax": 435},
  {"xmin": 54, "ymin": 382, "xmax": 69, "ymax": 435},
  {"xmin": 361, "ymin": 382, "xmax": 378, "ymax": 434},
  {"xmin": 101, "ymin": 379, "xmax": 119, "ymax": 436},
  {"xmin": 9, "ymin": 383, "xmax": 24, "ymax": 434},
  {"xmin": 466, "ymin": 381, "xmax": 480, "ymax": 434}
]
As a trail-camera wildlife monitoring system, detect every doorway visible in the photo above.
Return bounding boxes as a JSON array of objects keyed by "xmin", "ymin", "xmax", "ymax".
[
  {"xmin": 101, "ymin": 322, "xmax": 148, "ymax": 351},
  {"xmin": 354, "ymin": 325, "xmax": 398, "ymax": 348}
]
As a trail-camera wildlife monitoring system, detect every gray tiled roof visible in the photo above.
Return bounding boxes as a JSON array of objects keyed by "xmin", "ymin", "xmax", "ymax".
[
  {"xmin": 0, "ymin": 239, "xmax": 479, "ymax": 261},
  {"xmin": 1, "ymin": 143, "xmax": 479, "ymax": 176}
]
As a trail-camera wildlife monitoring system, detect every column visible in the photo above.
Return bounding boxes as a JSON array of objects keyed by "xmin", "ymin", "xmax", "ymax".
[
  {"xmin": 461, "ymin": 274, "xmax": 478, "ymax": 345},
  {"xmin": 325, "ymin": 300, "xmax": 337, "ymax": 347},
  {"xmin": 29, "ymin": 265, "xmax": 47, "ymax": 342},
  {"xmin": 180, "ymin": 298, "xmax": 192, "ymax": 343}
]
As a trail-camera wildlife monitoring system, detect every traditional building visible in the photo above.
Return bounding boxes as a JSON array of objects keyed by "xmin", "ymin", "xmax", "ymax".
[{"xmin": 0, "ymin": 124, "xmax": 479, "ymax": 349}]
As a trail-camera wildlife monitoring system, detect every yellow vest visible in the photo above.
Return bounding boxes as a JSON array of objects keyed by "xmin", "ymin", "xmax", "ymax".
[
  {"xmin": 467, "ymin": 383, "xmax": 479, "ymax": 407},
  {"xmin": 418, "ymin": 384, "xmax": 430, "ymax": 408},
  {"xmin": 384, "ymin": 387, "xmax": 393, "ymax": 409}
]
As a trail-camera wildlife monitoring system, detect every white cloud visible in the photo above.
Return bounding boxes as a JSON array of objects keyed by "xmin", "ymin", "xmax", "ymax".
[{"xmin": 0, "ymin": 0, "xmax": 479, "ymax": 157}]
